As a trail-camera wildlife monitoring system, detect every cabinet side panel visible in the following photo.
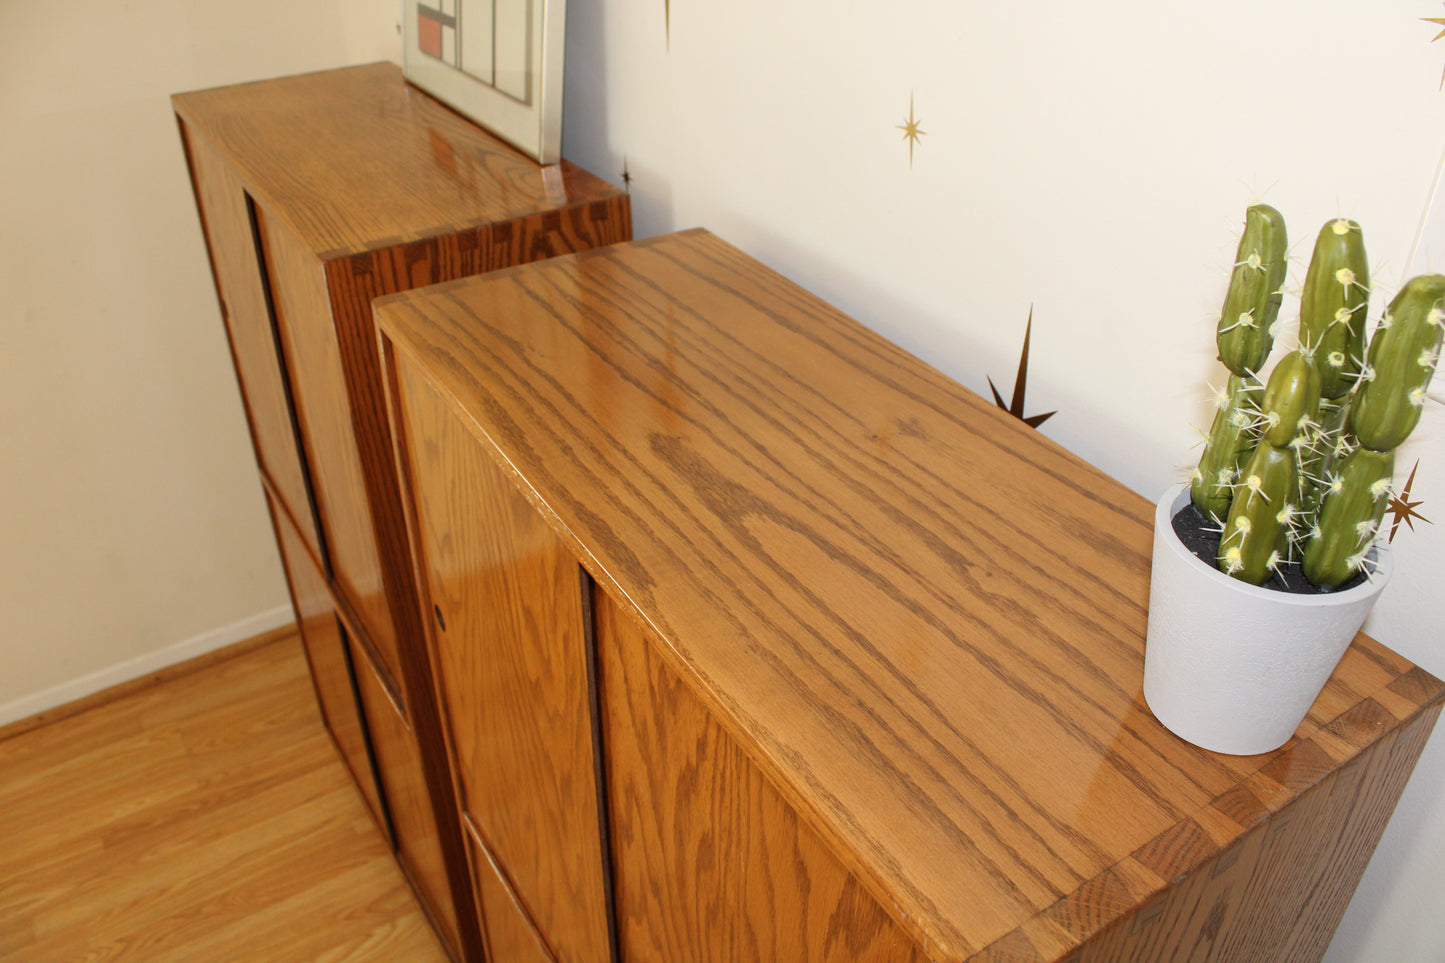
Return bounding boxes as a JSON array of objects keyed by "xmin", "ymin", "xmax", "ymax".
[
  {"xmin": 394, "ymin": 354, "xmax": 611, "ymax": 963},
  {"xmin": 178, "ymin": 120, "xmax": 323, "ymax": 556},
  {"xmin": 265, "ymin": 488, "xmax": 389, "ymax": 837},
  {"xmin": 255, "ymin": 211, "xmax": 403, "ymax": 696},
  {"xmin": 593, "ymin": 589, "xmax": 927, "ymax": 963},
  {"xmin": 1026, "ymin": 705, "xmax": 1444, "ymax": 963},
  {"xmin": 350, "ymin": 631, "xmax": 463, "ymax": 959}
]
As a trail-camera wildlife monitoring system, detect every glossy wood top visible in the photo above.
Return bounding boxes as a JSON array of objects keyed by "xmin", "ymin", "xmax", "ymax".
[
  {"xmin": 172, "ymin": 63, "xmax": 626, "ymax": 260},
  {"xmin": 375, "ymin": 230, "xmax": 1443, "ymax": 961}
]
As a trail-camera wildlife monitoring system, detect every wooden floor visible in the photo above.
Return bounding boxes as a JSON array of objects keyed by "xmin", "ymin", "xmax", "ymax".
[{"xmin": 0, "ymin": 631, "xmax": 449, "ymax": 962}]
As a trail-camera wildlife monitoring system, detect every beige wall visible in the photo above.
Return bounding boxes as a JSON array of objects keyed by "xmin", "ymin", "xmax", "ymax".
[{"xmin": 0, "ymin": 1, "xmax": 401, "ymax": 719}]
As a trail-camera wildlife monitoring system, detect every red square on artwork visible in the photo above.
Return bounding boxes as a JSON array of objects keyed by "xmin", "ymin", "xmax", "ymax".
[{"xmin": 418, "ymin": 13, "xmax": 443, "ymax": 59}]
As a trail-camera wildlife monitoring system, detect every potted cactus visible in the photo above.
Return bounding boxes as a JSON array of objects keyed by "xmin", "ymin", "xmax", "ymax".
[{"xmin": 1144, "ymin": 204, "xmax": 1445, "ymax": 755}]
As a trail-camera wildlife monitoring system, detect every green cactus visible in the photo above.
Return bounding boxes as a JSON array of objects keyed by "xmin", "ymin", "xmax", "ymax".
[
  {"xmin": 1297, "ymin": 396, "xmax": 1352, "ymax": 521},
  {"xmin": 1217, "ymin": 204, "xmax": 1289, "ymax": 377},
  {"xmin": 1216, "ymin": 351, "xmax": 1318, "ymax": 584},
  {"xmin": 1300, "ymin": 219, "xmax": 1369, "ymax": 399},
  {"xmin": 1258, "ymin": 348, "xmax": 1322, "ymax": 450},
  {"xmin": 1302, "ymin": 448, "xmax": 1395, "ymax": 589},
  {"xmin": 1190, "ymin": 206, "xmax": 1439, "ymax": 590},
  {"xmin": 1191, "ymin": 372, "xmax": 1260, "ymax": 520},
  {"xmin": 1218, "ymin": 441, "xmax": 1299, "ymax": 585},
  {"xmin": 1351, "ymin": 273, "xmax": 1445, "ymax": 452}
]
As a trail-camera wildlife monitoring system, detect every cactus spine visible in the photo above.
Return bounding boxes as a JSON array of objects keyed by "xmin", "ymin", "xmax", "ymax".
[
  {"xmin": 1350, "ymin": 274, "xmax": 1445, "ymax": 452},
  {"xmin": 1298, "ymin": 273, "xmax": 1445, "ymax": 587},
  {"xmin": 1299, "ymin": 219, "xmax": 1369, "ymax": 399},
  {"xmin": 1302, "ymin": 448, "xmax": 1395, "ymax": 588},
  {"xmin": 1191, "ymin": 373, "xmax": 1260, "ymax": 520},
  {"xmin": 1191, "ymin": 206, "xmax": 1445, "ymax": 590},
  {"xmin": 1216, "ymin": 351, "xmax": 1318, "ymax": 584},
  {"xmin": 1217, "ymin": 204, "xmax": 1288, "ymax": 377}
]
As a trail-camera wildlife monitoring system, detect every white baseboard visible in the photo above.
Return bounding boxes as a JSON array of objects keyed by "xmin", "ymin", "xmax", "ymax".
[{"xmin": 0, "ymin": 605, "xmax": 297, "ymax": 727}]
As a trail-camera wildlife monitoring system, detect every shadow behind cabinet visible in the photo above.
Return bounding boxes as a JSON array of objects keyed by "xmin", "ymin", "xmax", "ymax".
[{"xmin": 173, "ymin": 63, "xmax": 631, "ymax": 961}]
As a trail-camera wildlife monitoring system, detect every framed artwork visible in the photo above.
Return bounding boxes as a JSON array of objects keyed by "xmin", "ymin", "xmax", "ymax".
[{"xmin": 403, "ymin": 0, "xmax": 566, "ymax": 164}]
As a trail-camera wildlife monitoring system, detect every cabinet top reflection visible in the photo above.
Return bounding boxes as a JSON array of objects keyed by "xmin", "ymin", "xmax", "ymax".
[
  {"xmin": 376, "ymin": 229, "xmax": 1443, "ymax": 962},
  {"xmin": 173, "ymin": 63, "xmax": 624, "ymax": 260}
]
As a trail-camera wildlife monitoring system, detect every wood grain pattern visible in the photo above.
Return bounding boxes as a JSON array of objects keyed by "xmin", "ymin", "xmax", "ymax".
[
  {"xmin": 350, "ymin": 627, "xmax": 463, "ymax": 959},
  {"xmin": 170, "ymin": 62, "xmax": 629, "ymax": 262},
  {"xmin": 375, "ymin": 230, "xmax": 1444, "ymax": 961},
  {"xmin": 177, "ymin": 119, "xmax": 323, "ymax": 558},
  {"xmin": 267, "ymin": 486, "xmax": 388, "ymax": 836},
  {"xmin": 392, "ymin": 360, "xmax": 612, "ymax": 963},
  {"xmin": 175, "ymin": 64, "xmax": 632, "ymax": 963},
  {"xmin": 0, "ymin": 634, "xmax": 448, "ymax": 963},
  {"xmin": 257, "ymin": 206, "xmax": 404, "ymax": 698},
  {"xmin": 465, "ymin": 820, "xmax": 559, "ymax": 963},
  {"xmin": 595, "ymin": 586, "xmax": 928, "ymax": 963}
]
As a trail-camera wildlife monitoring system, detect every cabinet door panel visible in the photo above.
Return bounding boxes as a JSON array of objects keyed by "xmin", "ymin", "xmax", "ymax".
[
  {"xmin": 255, "ymin": 209, "xmax": 404, "ymax": 697},
  {"xmin": 594, "ymin": 588, "xmax": 927, "ymax": 963},
  {"xmin": 351, "ymin": 632, "xmax": 463, "ymax": 958},
  {"xmin": 394, "ymin": 357, "xmax": 611, "ymax": 963},
  {"xmin": 179, "ymin": 121, "xmax": 323, "ymax": 557},
  {"xmin": 267, "ymin": 489, "xmax": 387, "ymax": 834},
  {"xmin": 465, "ymin": 819, "xmax": 558, "ymax": 963}
]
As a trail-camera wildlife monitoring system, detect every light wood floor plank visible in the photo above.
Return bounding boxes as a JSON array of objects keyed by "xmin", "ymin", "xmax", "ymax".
[{"xmin": 0, "ymin": 631, "xmax": 449, "ymax": 963}]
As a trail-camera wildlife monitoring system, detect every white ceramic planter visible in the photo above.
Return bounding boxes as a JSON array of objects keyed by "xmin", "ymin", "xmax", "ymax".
[{"xmin": 1143, "ymin": 485, "xmax": 1391, "ymax": 756}]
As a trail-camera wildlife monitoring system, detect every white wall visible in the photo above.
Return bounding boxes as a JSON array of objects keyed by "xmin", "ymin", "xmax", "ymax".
[
  {"xmin": 561, "ymin": 2, "xmax": 1445, "ymax": 960},
  {"xmin": 0, "ymin": 1, "xmax": 401, "ymax": 721}
]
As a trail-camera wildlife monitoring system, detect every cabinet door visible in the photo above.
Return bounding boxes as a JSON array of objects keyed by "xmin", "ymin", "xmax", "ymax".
[
  {"xmin": 594, "ymin": 588, "xmax": 926, "ymax": 963},
  {"xmin": 179, "ymin": 121, "xmax": 325, "ymax": 560},
  {"xmin": 266, "ymin": 488, "xmax": 387, "ymax": 833},
  {"xmin": 254, "ymin": 211, "xmax": 406, "ymax": 696},
  {"xmin": 465, "ymin": 820, "xmax": 558, "ymax": 963},
  {"xmin": 392, "ymin": 356, "xmax": 611, "ymax": 963},
  {"xmin": 351, "ymin": 630, "xmax": 463, "ymax": 958}
]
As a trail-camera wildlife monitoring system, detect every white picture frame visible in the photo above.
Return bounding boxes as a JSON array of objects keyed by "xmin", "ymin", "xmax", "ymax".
[{"xmin": 403, "ymin": 0, "xmax": 566, "ymax": 165}]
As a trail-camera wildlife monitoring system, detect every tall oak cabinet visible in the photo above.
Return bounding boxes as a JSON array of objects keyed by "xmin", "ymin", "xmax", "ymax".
[{"xmin": 174, "ymin": 63, "xmax": 631, "ymax": 962}]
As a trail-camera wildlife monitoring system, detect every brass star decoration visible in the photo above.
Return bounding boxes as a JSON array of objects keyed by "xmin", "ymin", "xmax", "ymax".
[
  {"xmin": 621, "ymin": 156, "xmax": 633, "ymax": 191},
  {"xmin": 665, "ymin": 0, "xmax": 671, "ymax": 49},
  {"xmin": 897, "ymin": 91, "xmax": 925, "ymax": 169},
  {"xmin": 988, "ymin": 307, "xmax": 1057, "ymax": 429},
  {"xmin": 1424, "ymin": 6, "xmax": 1445, "ymax": 88},
  {"xmin": 1387, "ymin": 459, "xmax": 1431, "ymax": 542}
]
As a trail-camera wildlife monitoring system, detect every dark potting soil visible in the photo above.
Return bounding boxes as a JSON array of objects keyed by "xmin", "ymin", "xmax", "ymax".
[{"xmin": 1170, "ymin": 504, "xmax": 1366, "ymax": 595}]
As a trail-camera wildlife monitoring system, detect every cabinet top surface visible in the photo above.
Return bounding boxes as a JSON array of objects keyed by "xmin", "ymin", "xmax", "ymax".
[
  {"xmin": 376, "ymin": 230, "xmax": 1442, "ymax": 961},
  {"xmin": 172, "ymin": 63, "xmax": 626, "ymax": 259}
]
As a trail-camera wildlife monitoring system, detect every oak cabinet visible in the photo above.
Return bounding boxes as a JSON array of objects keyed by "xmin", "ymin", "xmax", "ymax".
[
  {"xmin": 175, "ymin": 63, "xmax": 631, "ymax": 961},
  {"xmin": 266, "ymin": 488, "xmax": 385, "ymax": 834},
  {"xmin": 377, "ymin": 231, "xmax": 1444, "ymax": 963},
  {"xmin": 391, "ymin": 360, "xmax": 612, "ymax": 963}
]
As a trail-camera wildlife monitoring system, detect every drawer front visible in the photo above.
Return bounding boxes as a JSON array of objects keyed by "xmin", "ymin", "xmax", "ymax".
[
  {"xmin": 392, "ymin": 354, "xmax": 612, "ymax": 963},
  {"xmin": 465, "ymin": 818, "xmax": 558, "ymax": 963},
  {"xmin": 594, "ymin": 587, "xmax": 927, "ymax": 963},
  {"xmin": 266, "ymin": 488, "xmax": 386, "ymax": 834},
  {"xmin": 180, "ymin": 120, "xmax": 325, "ymax": 560}
]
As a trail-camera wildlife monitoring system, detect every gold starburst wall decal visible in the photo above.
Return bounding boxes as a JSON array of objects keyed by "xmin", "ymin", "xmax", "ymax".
[
  {"xmin": 897, "ymin": 91, "xmax": 925, "ymax": 169},
  {"xmin": 1425, "ymin": 5, "xmax": 1445, "ymax": 88},
  {"xmin": 988, "ymin": 307, "xmax": 1057, "ymax": 430},
  {"xmin": 1387, "ymin": 460, "xmax": 1431, "ymax": 541},
  {"xmin": 665, "ymin": 0, "xmax": 671, "ymax": 49}
]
